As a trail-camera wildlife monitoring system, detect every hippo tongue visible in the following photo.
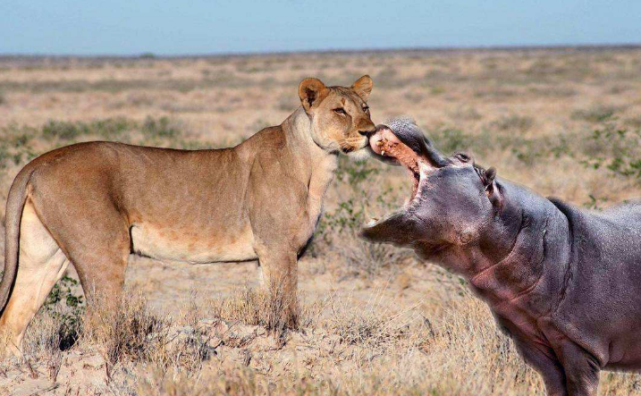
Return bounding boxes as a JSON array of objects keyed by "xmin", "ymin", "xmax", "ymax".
[
  {"xmin": 369, "ymin": 126, "xmax": 421, "ymax": 175},
  {"xmin": 371, "ymin": 117, "xmax": 448, "ymax": 169},
  {"xmin": 369, "ymin": 125, "xmax": 423, "ymax": 201}
]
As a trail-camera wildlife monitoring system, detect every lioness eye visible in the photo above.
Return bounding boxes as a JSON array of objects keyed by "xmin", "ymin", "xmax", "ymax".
[
  {"xmin": 362, "ymin": 105, "xmax": 369, "ymax": 112},
  {"xmin": 333, "ymin": 108, "xmax": 347, "ymax": 115}
]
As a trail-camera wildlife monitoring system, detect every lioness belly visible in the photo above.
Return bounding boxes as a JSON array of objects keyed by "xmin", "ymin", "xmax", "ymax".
[{"xmin": 130, "ymin": 223, "xmax": 257, "ymax": 263}]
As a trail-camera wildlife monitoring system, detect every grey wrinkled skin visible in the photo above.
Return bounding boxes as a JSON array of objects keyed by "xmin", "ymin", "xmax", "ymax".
[
  {"xmin": 383, "ymin": 117, "xmax": 448, "ymax": 167},
  {"xmin": 362, "ymin": 118, "xmax": 641, "ymax": 396}
]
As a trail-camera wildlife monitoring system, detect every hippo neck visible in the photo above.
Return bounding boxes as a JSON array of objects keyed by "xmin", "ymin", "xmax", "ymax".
[{"xmin": 468, "ymin": 181, "xmax": 572, "ymax": 311}]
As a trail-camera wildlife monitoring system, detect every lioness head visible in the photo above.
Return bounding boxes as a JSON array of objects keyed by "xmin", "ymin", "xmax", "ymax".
[{"xmin": 298, "ymin": 75, "xmax": 376, "ymax": 156}]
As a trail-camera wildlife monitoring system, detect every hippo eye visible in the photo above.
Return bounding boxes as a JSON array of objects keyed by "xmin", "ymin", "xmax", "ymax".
[
  {"xmin": 455, "ymin": 153, "xmax": 471, "ymax": 162},
  {"xmin": 333, "ymin": 108, "xmax": 347, "ymax": 115}
]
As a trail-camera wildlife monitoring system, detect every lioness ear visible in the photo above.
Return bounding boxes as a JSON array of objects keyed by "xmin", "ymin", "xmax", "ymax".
[
  {"xmin": 351, "ymin": 75, "xmax": 373, "ymax": 101},
  {"xmin": 299, "ymin": 77, "xmax": 327, "ymax": 113},
  {"xmin": 482, "ymin": 167, "xmax": 503, "ymax": 210}
]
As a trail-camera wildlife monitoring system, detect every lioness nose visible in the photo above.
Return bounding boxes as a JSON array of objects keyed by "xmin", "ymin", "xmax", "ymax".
[{"xmin": 358, "ymin": 127, "xmax": 377, "ymax": 137}]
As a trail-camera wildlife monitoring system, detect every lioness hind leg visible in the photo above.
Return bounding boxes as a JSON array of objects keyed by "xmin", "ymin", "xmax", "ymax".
[
  {"xmin": 27, "ymin": 189, "xmax": 132, "ymax": 324},
  {"xmin": 0, "ymin": 202, "xmax": 69, "ymax": 356},
  {"xmin": 59, "ymin": 223, "xmax": 130, "ymax": 322}
]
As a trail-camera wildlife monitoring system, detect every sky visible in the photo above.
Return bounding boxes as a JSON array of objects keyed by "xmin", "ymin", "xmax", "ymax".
[{"xmin": 1, "ymin": 0, "xmax": 640, "ymax": 56}]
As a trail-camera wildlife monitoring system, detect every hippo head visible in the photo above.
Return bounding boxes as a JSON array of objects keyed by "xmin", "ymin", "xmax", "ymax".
[{"xmin": 362, "ymin": 118, "xmax": 503, "ymax": 260}]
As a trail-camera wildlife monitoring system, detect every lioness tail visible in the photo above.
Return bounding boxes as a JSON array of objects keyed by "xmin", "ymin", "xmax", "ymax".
[{"xmin": 0, "ymin": 167, "xmax": 34, "ymax": 315}]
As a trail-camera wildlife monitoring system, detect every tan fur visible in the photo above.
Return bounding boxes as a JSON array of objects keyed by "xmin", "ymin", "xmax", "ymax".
[{"xmin": 0, "ymin": 76, "xmax": 375, "ymax": 353}]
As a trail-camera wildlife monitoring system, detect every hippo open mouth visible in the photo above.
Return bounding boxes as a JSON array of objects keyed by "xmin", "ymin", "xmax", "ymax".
[
  {"xmin": 363, "ymin": 118, "xmax": 450, "ymax": 241},
  {"xmin": 369, "ymin": 125, "xmax": 424, "ymax": 202},
  {"xmin": 368, "ymin": 117, "xmax": 449, "ymax": 203}
]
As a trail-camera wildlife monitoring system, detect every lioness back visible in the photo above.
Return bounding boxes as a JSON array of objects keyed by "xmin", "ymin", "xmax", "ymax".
[{"xmin": 27, "ymin": 140, "xmax": 259, "ymax": 263}]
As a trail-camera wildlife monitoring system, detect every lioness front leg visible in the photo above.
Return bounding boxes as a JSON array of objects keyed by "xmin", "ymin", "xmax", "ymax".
[{"xmin": 256, "ymin": 249, "xmax": 298, "ymax": 329}]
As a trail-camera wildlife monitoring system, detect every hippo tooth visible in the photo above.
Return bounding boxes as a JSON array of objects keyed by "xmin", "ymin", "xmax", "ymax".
[
  {"xmin": 381, "ymin": 150, "xmax": 386, "ymax": 156},
  {"xmin": 366, "ymin": 218, "xmax": 379, "ymax": 227}
]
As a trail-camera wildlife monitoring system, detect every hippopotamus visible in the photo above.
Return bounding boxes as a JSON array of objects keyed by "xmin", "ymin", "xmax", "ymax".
[{"xmin": 362, "ymin": 118, "xmax": 641, "ymax": 396}]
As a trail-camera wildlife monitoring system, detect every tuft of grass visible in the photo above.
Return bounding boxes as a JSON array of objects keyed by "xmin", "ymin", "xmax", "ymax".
[
  {"xmin": 571, "ymin": 104, "xmax": 621, "ymax": 123},
  {"xmin": 490, "ymin": 114, "xmax": 534, "ymax": 132},
  {"xmin": 331, "ymin": 310, "xmax": 408, "ymax": 347},
  {"xmin": 85, "ymin": 295, "xmax": 168, "ymax": 367},
  {"xmin": 624, "ymin": 115, "xmax": 641, "ymax": 129},
  {"xmin": 429, "ymin": 127, "xmax": 470, "ymax": 155},
  {"xmin": 210, "ymin": 288, "xmax": 275, "ymax": 328},
  {"xmin": 209, "ymin": 287, "xmax": 319, "ymax": 334},
  {"xmin": 450, "ymin": 105, "xmax": 483, "ymax": 121}
]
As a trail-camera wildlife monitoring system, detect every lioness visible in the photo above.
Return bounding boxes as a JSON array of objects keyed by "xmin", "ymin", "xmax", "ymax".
[{"xmin": 0, "ymin": 76, "xmax": 376, "ymax": 353}]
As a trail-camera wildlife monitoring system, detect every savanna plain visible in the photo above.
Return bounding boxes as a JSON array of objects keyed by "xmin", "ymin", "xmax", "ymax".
[{"xmin": 1, "ymin": 47, "xmax": 641, "ymax": 395}]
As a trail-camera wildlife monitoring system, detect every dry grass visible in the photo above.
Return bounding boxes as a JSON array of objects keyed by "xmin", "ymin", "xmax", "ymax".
[
  {"xmin": 8, "ymin": 288, "xmax": 641, "ymax": 395},
  {"xmin": 1, "ymin": 47, "xmax": 641, "ymax": 394}
]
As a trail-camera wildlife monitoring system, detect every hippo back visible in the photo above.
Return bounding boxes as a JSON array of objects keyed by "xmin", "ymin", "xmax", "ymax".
[{"xmin": 549, "ymin": 199, "xmax": 641, "ymax": 366}]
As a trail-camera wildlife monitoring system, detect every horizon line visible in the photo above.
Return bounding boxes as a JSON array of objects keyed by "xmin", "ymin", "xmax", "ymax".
[{"xmin": 1, "ymin": 42, "xmax": 640, "ymax": 60}]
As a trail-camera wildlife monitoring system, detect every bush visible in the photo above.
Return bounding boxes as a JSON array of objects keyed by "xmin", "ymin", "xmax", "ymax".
[
  {"xmin": 43, "ymin": 275, "xmax": 85, "ymax": 351},
  {"xmin": 42, "ymin": 120, "xmax": 84, "ymax": 140},
  {"xmin": 142, "ymin": 116, "xmax": 180, "ymax": 138},
  {"xmin": 581, "ymin": 123, "xmax": 641, "ymax": 180},
  {"xmin": 41, "ymin": 117, "xmax": 136, "ymax": 141},
  {"xmin": 313, "ymin": 158, "xmax": 414, "ymax": 277}
]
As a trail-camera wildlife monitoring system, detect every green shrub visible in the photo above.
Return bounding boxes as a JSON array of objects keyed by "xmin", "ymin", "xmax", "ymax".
[
  {"xmin": 581, "ymin": 124, "xmax": 641, "ymax": 180},
  {"xmin": 91, "ymin": 117, "xmax": 135, "ymax": 139},
  {"xmin": 42, "ymin": 120, "xmax": 84, "ymax": 140},
  {"xmin": 142, "ymin": 116, "xmax": 180, "ymax": 138},
  {"xmin": 313, "ymin": 158, "xmax": 412, "ymax": 277}
]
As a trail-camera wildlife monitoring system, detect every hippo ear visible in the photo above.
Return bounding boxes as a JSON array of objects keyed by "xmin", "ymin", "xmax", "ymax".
[{"xmin": 482, "ymin": 167, "xmax": 503, "ymax": 210}]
